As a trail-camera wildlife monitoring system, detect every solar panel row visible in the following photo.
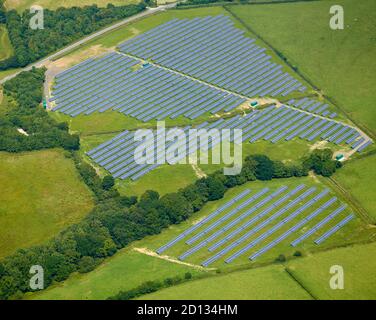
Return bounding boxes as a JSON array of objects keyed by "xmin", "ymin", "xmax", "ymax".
[
  {"xmin": 249, "ymin": 197, "xmax": 338, "ymax": 260},
  {"xmin": 201, "ymin": 184, "xmax": 306, "ymax": 266},
  {"xmin": 156, "ymin": 189, "xmax": 251, "ymax": 254},
  {"xmin": 184, "ymin": 188, "xmax": 270, "ymax": 247},
  {"xmin": 314, "ymin": 214, "xmax": 355, "ymax": 244},
  {"xmin": 178, "ymin": 188, "xmax": 276, "ymax": 260},
  {"xmin": 291, "ymin": 204, "xmax": 346, "ymax": 247},
  {"xmin": 224, "ymin": 187, "xmax": 318, "ymax": 263},
  {"xmin": 288, "ymin": 97, "xmax": 331, "ymax": 117}
]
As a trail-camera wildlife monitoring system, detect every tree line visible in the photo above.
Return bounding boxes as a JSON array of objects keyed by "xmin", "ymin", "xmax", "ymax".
[
  {"xmin": 0, "ymin": 3, "xmax": 146, "ymax": 70},
  {"xmin": 108, "ymin": 272, "xmax": 193, "ymax": 300},
  {"xmin": 0, "ymin": 0, "xmax": 5, "ymax": 24},
  {"xmin": 0, "ymin": 67, "xmax": 80, "ymax": 152}
]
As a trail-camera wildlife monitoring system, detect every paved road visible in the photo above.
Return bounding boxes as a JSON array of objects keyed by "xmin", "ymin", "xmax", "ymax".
[{"xmin": 0, "ymin": 3, "xmax": 177, "ymax": 85}]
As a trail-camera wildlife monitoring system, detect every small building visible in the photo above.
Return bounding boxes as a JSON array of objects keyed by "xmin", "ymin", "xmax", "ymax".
[{"xmin": 335, "ymin": 154, "xmax": 345, "ymax": 161}]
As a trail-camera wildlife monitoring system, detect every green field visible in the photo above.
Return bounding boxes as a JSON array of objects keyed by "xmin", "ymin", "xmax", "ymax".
[
  {"xmin": 5, "ymin": 0, "xmax": 141, "ymax": 12},
  {"xmin": 333, "ymin": 154, "xmax": 376, "ymax": 221},
  {"xmin": 49, "ymin": 109, "xmax": 211, "ymax": 136},
  {"xmin": 116, "ymin": 163, "xmax": 199, "ymax": 197},
  {"xmin": 287, "ymin": 242, "xmax": 376, "ymax": 299},
  {"xmin": 28, "ymin": 249, "xmax": 206, "ymax": 300},
  {"xmin": 139, "ymin": 242, "xmax": 376, "ymax": 300},
  {"xmin": 138, "ymin": 264, "xmax": 312, "ymax": 300},
  {"xmin": 0, "ymin": 149, "xmax": 94, "ymax": 258},
  {"xmin": 227, "ymin": 0, "xmax": 376, "ymax": 136},
  {"xmin": 0, "ymin": 25, "xmax": 13, "ymax": 61}
]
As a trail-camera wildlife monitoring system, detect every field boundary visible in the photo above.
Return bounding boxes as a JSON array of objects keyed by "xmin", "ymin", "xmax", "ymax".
[
  {"xmin": 223, "ymin": 4, "xmax": 376, "ymax": 141},
  {"xmin": 325, "ymin": 176, "xmax": 374, "ymax": 225},
  {"xmin": 284, "ymin": 267, "xmax": 318, "ymax": 300}
]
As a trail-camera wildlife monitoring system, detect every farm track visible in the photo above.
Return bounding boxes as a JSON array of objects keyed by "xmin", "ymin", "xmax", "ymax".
[{"xmin": 133, "ymin": 247, "xmax": 215, "ymax": 271}]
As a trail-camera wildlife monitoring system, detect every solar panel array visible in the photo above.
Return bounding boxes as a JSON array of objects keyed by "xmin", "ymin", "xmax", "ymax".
[
  {"xmin": 50, "ymin": 52, "xmax": 246, "ymax": 120},
  {"xmin": 287, "ymin": 97, "xmax": 337, "ymax": 118},
  {"xmin": 291, "ymin": 204, "xmax": 346, "ymax": 247},
  {"xmin": 86, "ymin": 104, "xmax": 371, "ymax": 181},
  {"xmin": 156, "ymin": 185, "xmax": 355, "ymax": 266},
  {"xmin": 250, "ymin": 197, "xmax": 339, "ymax": 260},
  {"xmin": 118, "ymin": 15, "xmax": 306, "ymax": 97},
  {"xmin": 156, "ymin": 189, "xmax": 251, "ymax": 254}
]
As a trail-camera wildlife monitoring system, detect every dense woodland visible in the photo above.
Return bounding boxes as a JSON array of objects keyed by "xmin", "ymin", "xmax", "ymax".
[
  {"xmin": 0, "ymin": 68, "xmax": 80, "ymax": 152},
  {"xmin": 0, "ymin": 2, "xmax": 146, "ymax": 70},
  {"xmin": 0, "ymin": 1, "xmax": 5, "ymax": 24}
]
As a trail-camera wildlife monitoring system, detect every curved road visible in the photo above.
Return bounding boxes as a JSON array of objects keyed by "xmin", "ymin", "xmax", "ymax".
[{"xmin": 0, "ymin": 3, "xmax": 177, "ymax": 85}]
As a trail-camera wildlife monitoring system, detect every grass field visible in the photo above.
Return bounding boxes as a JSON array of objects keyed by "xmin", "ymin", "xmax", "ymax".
[
  {"xmin": 116, "ymin": 163, "xmax": 198, "ymax": 197},
  {"xmin": 138, "ymin": 264, "xmax": 312, "ymax": 300},
  {"xmin": 333, "ymin": 154, "xmax": 376, "ymax": 221},
  {"xmin": 227, "ymin": 0, "xmax": 376, "ymax": 136},
  {"xmin": 140, "ymin": 242, "xmax": 376, "ymax": 300},
  {"xmin": 0, "ymin": 149, "xmax": 94, "ymax": 258},
  {"xmin": 28, "ymin": 249, "xmax": 206, "ymax": 300},
  {"xmin": 287, "ymin": 242, "xmax": 376, "ymax": 299},
  {"xmin": 4, "ymin": 0, "xmax": 140, "ymax": 12},
  {"xmin": 49, "ymin": 109, "xmax": 211, "ymax": 136},
  {"xmin": 0, "ymin": 25, "xmax": 13, "ymax": 61}
]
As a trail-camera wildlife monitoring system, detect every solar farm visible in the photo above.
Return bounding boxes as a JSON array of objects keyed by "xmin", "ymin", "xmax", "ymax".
[
  {"xmin": 47, "ymin": 14, "xmax": 373, "ymax": 186},
  {"xmin": 156, "ymin": 184, "xmax": 355, "ymax": 267},
  {"xmin": 44, "ymin": 10, "xmax": 373, "ymax": 270},
  {"xmin": 3, "ymin": 0, "xmax": 373, "ymax": 301}
]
